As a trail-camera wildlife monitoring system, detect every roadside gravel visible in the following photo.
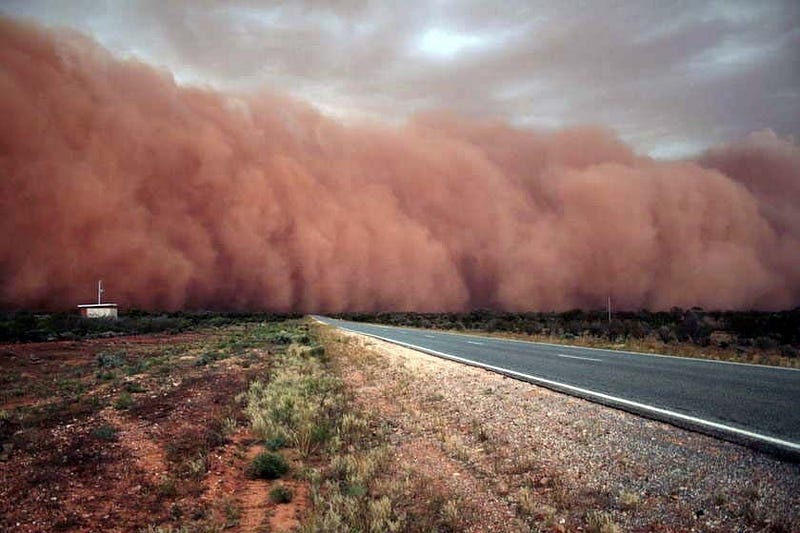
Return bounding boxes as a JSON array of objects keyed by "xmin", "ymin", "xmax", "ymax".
[{"xmin": 334, "ymin": 328, "xmax": 800, "ymax": 532}]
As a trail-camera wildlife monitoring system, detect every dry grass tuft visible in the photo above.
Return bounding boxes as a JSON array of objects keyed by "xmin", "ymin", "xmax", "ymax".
[
  {"xmin": 586, "ymin": 510, "xmax": 621, "ymax": 533},
  {"xmin": 619, "ymin": 490, "xmax": 641, "ymax": 510}
]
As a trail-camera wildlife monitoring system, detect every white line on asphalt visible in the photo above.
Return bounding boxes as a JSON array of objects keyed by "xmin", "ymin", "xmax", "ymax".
[
  {"xmin": 438, "ymin": 331, "xmax": 800, "ymax": 372},
  {"xmin": 423, "ymin": 334, "xmax": 435, "ymax": 338},
  {"xmin": 321, "ymin": 318, "xmax": 800, "ymax": 372},
  {"xmin": 466, "ymin": 340, "xmax": 483, "ymax": 345},
  {"xmin": 557, "ymin": 353, "xmax": 602, "ymax": 362},
  {"xmin": 335, "ymin": 326, "xmax": 800, "ymax": 455}
]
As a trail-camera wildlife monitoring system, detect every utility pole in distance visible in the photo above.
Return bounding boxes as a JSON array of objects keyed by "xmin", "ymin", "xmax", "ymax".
[
  {"xmin": 607, "ymin": 295, "xmax": 612, "ymax": 323},
  {"xmin": 98, "ymin": 280, "xmax": 104, "ymax": 305}
]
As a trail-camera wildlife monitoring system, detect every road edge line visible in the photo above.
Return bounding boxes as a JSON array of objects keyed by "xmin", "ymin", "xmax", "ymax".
[
  {"xmin": 331, "ymin": 323, "xmax": 800, "ymax": 462},
  {"xmin": 324, "ymin": 318, "xmax": 800, "ymax": 372}
]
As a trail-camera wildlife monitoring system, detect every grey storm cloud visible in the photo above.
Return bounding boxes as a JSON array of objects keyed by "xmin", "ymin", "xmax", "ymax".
[{"xmin": 2, "ymin": 0, "xmax": 798, "ymax": 157}]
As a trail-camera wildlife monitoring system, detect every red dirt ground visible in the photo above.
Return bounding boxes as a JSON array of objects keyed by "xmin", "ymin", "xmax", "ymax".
[{"xmin": 0, "ymin": 327, "xmax": 309, "ymax": 532}]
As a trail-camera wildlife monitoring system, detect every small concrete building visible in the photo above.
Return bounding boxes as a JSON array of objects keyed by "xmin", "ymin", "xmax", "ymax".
[
  {"xmin": 77, "ymin": 303, "xmax": 118, "ymax": 318},
  {"xmin": 78, "ymin": 280, "xmax": 117, "ymax": 318}
]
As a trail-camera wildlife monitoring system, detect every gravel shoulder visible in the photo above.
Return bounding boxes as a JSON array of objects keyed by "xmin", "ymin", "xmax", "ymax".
[{"xmin": 334, "ymin": 328, "xmax": 800, "ymax": 532}]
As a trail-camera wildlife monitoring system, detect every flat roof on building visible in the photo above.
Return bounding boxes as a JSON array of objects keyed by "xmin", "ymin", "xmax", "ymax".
[{"xmin": 77, "ymin": 303, "xmax": 118, "ymax": 308}]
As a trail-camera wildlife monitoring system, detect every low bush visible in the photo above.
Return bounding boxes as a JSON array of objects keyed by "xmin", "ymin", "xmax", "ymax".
[
  {"xmin": 248, "ymin": 451, "xmax": 289, "ymax": 479},
  {"xmin": 780, "ymin": 345, "xmax": 798, "ymax": 358},
  {"xmin": 270, "ymin": 330, "xmax": 295, "ymax": 344},
  {"xmin": 755, "ymin": 336, "xmax": 779, "ymax": 350},
  {"xmin": 157, "ymin": 477, "xmax": 178, "ymax": 498},
  {"xmin": 113, "ymin": 392, "xmax": 134, "ymax": 410},
  {"xmin": 123, "ymin": 381, "xmax": 146, "ymax": 393},
  {"xmin": 91, "ymin": 424, "xmax": 117, "ymax": 441},
  {"xmin": 97, "ymin": 352, "xmax": 126, "ymax": 369},
  {"xmin": 264, "ymin": 435, "xmax": 287, "ymax": 451},
  {"xmin": 269, "ymin": 484, "xmax": 294, "ymax": 504}
]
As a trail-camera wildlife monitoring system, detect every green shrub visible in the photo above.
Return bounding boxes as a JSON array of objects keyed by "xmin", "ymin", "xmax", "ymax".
[
  {"xmin": 306, "ymin": 344, "xmax": 325, "ymax": 357},
  {"xmin": 269, "ymin": 484, "xmax": 294, "ymax": 504},
  {"xmin": 139, "ymin": 525, "xmax": 189, "ymax": 533},
  {"xmin": 292, "ymin": 333, "xmax": 311, "ymax": 345},
  {"xmin": 96, "ymin": 370, "xmax": 117, "ymax": 381},
  {"xmin": 248, "ymin": 451, "xmax": 289, "ymax": 479},
  {"xmin": 271, "ymin": 330, "xmax": 294, "ymax": 344},
  {"xmin": 158, "ymin": 477, "xmax": 178, "ymax": 498},
  {"xmin": 755, "ymin": 336, "xmax": 779, "ymax": 350},
  {"xmin": 124, "ymin": 381, "xmax": 146, "ymax": 393},
  {"xmin": 91, "ymin": 424, "xmax": 117, "ymax": 441},
  {"xmin": 113, "ymin": 391, "xmax": 134, "ymax": 410},
  {"xmin": 220, "ymin": 496, "xmax": 241, "ymax": 527},
  {"xmin": 264, "ymin": 435, "xmax": 287, "ymax": 451},
  {"xmin": 780, "ymin": 345, "xmax": 799, "ymax": 358},
  {"xmin": 97, "ymin": 352, "xmax": 126, "ymax": 368},
  {"xmin": 345, "ymin": 483, "xmax": 367, "ymax": 498},
  {"xmin": 186, "ymin": 453, "xmax": 208, "ymax": 479},
  {"xmin": 195, "ymin": 351, "xmax": 224, "ymax": 366}
]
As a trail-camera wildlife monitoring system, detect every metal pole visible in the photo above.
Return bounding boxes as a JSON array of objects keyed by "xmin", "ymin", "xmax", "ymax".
[
  {"xmin": 98, "ymin": 280, "xmax": 103, "ymax": 304},
  {"xmin": 607, "ymin": 295, "xmax": 611, "ymax": 323}
]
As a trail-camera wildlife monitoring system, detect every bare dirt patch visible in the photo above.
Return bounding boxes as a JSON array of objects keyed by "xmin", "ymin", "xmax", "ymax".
[
  {"xmin": 334, "ymin": 329, "xmax": 800, "ymax": 532},
  {"xmin": 236, "ymin": 441, "xmax": 273, "ymax": 531},
  {"xmin": 267, "ymin": 479, "xmax": 309, "ymax": 532}
]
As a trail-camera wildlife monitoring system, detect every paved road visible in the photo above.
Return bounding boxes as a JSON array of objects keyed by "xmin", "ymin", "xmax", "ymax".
[{"xmin": 316, "ymin": 316, "xmax": 800, "ymax": 459}]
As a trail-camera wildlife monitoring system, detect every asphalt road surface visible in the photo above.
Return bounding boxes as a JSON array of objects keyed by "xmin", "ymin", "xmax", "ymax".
[{"xmin": 315, "ymin": 316, "xmax": 800, "ymax": 459}]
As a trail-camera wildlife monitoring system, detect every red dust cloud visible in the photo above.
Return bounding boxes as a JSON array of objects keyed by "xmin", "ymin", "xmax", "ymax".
[{"xmin": 1, "ymin": 17, "xmax": 799, "ymax": 312}]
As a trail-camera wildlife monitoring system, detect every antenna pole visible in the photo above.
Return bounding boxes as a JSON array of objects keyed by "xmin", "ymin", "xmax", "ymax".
[{"xmin": 98, "ymin": 280, "xmax": 103, "ymax": 305}]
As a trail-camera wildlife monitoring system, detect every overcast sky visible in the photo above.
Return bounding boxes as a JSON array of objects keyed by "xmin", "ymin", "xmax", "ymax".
[{"xmin": 3, "ymin": 0, "xmax": 798, "ymax": 158}]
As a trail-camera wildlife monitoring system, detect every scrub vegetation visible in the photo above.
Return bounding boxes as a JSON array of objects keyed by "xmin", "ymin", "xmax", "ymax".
[
  {"xmin": 0, "ymin": 314, "xmax": 308, "ymax": 531},
  {"xmin": 0, "ymin": 310, "xmax": 300, "ymax": 343}
]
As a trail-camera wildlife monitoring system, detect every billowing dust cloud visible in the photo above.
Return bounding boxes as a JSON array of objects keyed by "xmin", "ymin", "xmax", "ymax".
[{"xmin": 2, "ymin": 18, "xmax": 799, "ymax": 312}]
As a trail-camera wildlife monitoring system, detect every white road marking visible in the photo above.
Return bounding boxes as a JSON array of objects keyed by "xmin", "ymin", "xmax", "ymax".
[
  {"xmin": 315, "ymin": 319, "xmax": 795, "ymax": 373},
  {"xmin": 336, "ymin": 326, "xmax": 800, "ymax": 456},
  {"xmin": 557, "ymin": 353, "xmax": 602, "ymax": 362},
  {"xmin": 423, "ymin": 334, "xmax": 435, "ymax": 338},
  {"xmin": 442, "ymin": 331, "xmax": 800, "ymax": 372},
  {"xmin": 466, "ymin": 340, "xmax": 483, "ymax": 345}
]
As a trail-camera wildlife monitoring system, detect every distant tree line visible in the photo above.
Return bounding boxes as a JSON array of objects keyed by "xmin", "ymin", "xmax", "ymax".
[
  {"xmin": 335, "ymin": 308, "xmax": 800, "ymax": 356},
  {"xmin": 0, "ymin": 310, "xmax": 301, "ymax": 343}
]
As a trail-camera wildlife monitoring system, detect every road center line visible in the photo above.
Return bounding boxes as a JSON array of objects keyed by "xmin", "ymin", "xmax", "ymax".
[
  {"xmin": 557, "ymin": 353, "xmax": 602, "ymax": 362},
  {"xmin": 423, "ymin": 334, "xmax": 435, "ymax": 338},
  {"xmin": 466, "ymin": 340, "xmax": 483, "ymax": 345}
]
